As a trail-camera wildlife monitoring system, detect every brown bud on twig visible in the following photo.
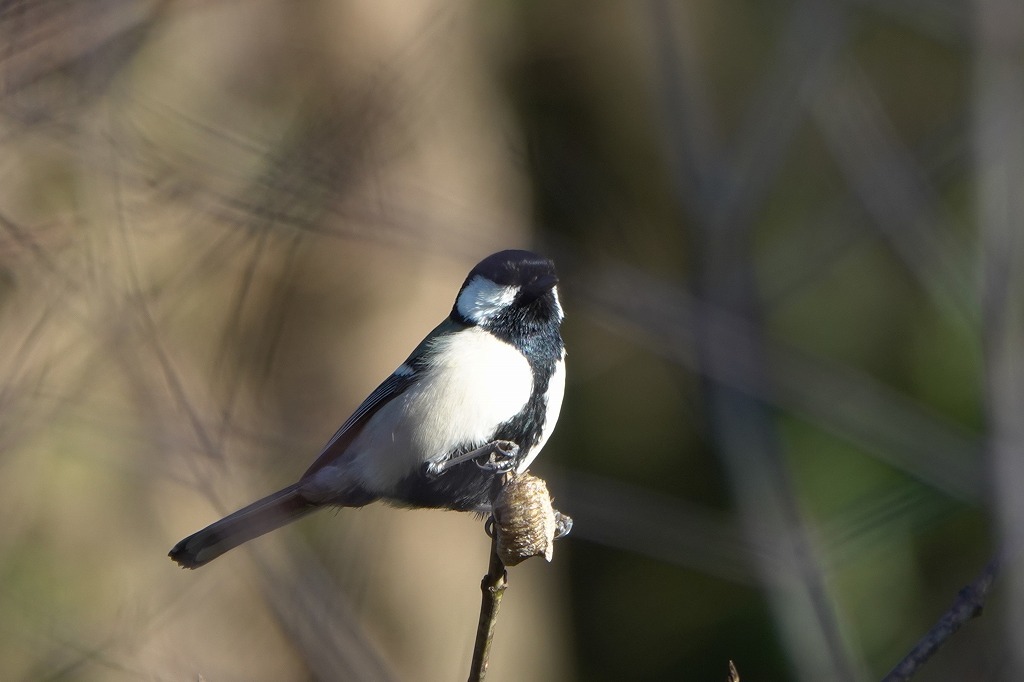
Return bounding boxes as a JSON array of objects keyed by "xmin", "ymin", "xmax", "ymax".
[
  {"xmin": 469, "ymin": 472, "xmax": 572, "ymax": 681},
  {"xmin": 491, "ymin": 473, "xmax": 572, "ymax": 566}
]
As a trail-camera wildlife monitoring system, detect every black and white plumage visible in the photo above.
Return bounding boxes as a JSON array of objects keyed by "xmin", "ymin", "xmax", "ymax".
[{"xmin": 170, "ymin": 249, "xmax": 566, "ymax": 568}]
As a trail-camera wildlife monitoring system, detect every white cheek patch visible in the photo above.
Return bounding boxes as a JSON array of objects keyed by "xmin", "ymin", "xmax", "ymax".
[
  {"xmin": 550, "ymin": 287, "xmax": 564, "ymax": 322},
  {"xmin": 456, "ymin": 276, "xmax": 519, "ymax": 324}
]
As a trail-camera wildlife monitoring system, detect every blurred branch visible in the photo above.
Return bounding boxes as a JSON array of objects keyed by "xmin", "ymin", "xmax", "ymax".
[
  {"xmin": 0, "ymin": 0, "xmax": 169, "ymax": 124},
  {"xmin": 553, "ymin": 470, "xmax": 758, "ymax": 584},
  {"xmin": 975, "ymin": 0, "xmax": 1024, "ymax": 672},
  {"xmin": 881, "ymin": 556, "xmax": 999, "ymax": 681},
  {"xmin": 577, "ymin": 265, "xmax": 983, "ymax": 502},
  {"xmin": 648, "ymin": 0, "xmax": 859, "ymax": 677},
  {"xmin": 814, "ymin": 59, "xmax": 976, "ymax": 323},
  {"xmin": 847, "ymin": 0, "xmax": 970, "ymax": 44},
  {"xmin": 256, "ymin": 551, "xmax": 399, "ymax": 682}
]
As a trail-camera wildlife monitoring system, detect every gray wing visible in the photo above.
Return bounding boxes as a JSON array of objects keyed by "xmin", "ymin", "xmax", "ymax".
[
  {"xmin": 301, "ymin": 369, "xmax": 418, "ymax": 477},
  {"xmin": 301, "ymin": 318, "xmax": 463, "ymax": 477}
]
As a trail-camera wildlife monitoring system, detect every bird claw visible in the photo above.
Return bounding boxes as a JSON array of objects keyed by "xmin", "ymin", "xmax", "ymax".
[
  {"xmin": 424, "ymin": 440, "xmax": 522, "ymax": 479},
  {"xmin": 554, "ymin": 511, "xmax": 573, "ymax": 539},
  {"xmin": 473, "ymin": 440, "xmax": 521, "ymax": 474}
]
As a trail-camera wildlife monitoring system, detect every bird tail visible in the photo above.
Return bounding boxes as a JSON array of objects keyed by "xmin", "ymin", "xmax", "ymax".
[{"xmin": 169, "ymin": 483, "xmax": 316, "ymax": 569}]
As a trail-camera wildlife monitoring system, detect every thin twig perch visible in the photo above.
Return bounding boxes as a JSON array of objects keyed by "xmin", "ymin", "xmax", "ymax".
[
  {"xmin": 466, "ymin": 472, "xmax": 572, "ymax": 681},
  {"xmin": 468, "ymin": 529, "xmax": 507, "ymax": 682}
]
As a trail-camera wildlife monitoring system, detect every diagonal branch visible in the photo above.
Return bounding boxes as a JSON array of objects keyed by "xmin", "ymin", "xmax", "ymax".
[{"xmin": 881, "ymin": 556, "xmax": 1000, "ymax": 681}]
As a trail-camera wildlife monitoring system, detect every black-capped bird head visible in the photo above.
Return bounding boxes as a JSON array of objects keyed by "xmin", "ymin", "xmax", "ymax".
[{"xmin": 452, "ymin": 249, "xmax": 563, "ymax": 350}]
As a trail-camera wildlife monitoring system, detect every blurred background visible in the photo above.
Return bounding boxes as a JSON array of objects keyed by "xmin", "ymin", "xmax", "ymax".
[{"xmin": 1, "ymin": 0, "xmax": 1021, "ymax": 680}]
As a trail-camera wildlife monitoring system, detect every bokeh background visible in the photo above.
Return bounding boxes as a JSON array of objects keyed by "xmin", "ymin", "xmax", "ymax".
[{"xmin": 1, "ymin": 0, "xmax": 1021, "ymax": 680}]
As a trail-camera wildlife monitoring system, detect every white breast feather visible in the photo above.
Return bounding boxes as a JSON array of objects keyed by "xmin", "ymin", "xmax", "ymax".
[{"xmin": 340, "ymin": 327, "xmax": 533, "ymax": 494}]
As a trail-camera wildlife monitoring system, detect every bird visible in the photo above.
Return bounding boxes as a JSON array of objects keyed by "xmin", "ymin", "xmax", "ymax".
[{"xmin": 169, "ymin": 249, "xmax": 566, "ymax": 568}]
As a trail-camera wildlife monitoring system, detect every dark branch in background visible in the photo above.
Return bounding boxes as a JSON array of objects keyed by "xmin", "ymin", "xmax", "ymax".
[{"xmin": 881, "ymin": 557, "xmax": 1000, "ymax": 682}]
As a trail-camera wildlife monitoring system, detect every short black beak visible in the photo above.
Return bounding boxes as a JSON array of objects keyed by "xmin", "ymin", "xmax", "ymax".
[{"xmin": 526, "ymin": 273, "xmax": 559, "ymax": 296}]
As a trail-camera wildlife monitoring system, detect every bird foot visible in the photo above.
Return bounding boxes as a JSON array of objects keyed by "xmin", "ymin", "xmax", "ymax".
[
  {"xmin": 473, "ymin": 440, "xmax": 521, "ymax": 474},
  {"xmin": 424, "ymin": 440, "xmax": 521, "ymax": 478}
]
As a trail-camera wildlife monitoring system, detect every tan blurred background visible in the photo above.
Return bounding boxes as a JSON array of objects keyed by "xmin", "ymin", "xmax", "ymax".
[{"xmin": 1, "ymin": 0, "xmax": 1021, "ymax": 680}]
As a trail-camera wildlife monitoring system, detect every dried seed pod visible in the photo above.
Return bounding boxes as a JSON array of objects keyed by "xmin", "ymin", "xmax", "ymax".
[{"xmin": 492, "ymin": 473, "xmax": 557, "ymax": 566}]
